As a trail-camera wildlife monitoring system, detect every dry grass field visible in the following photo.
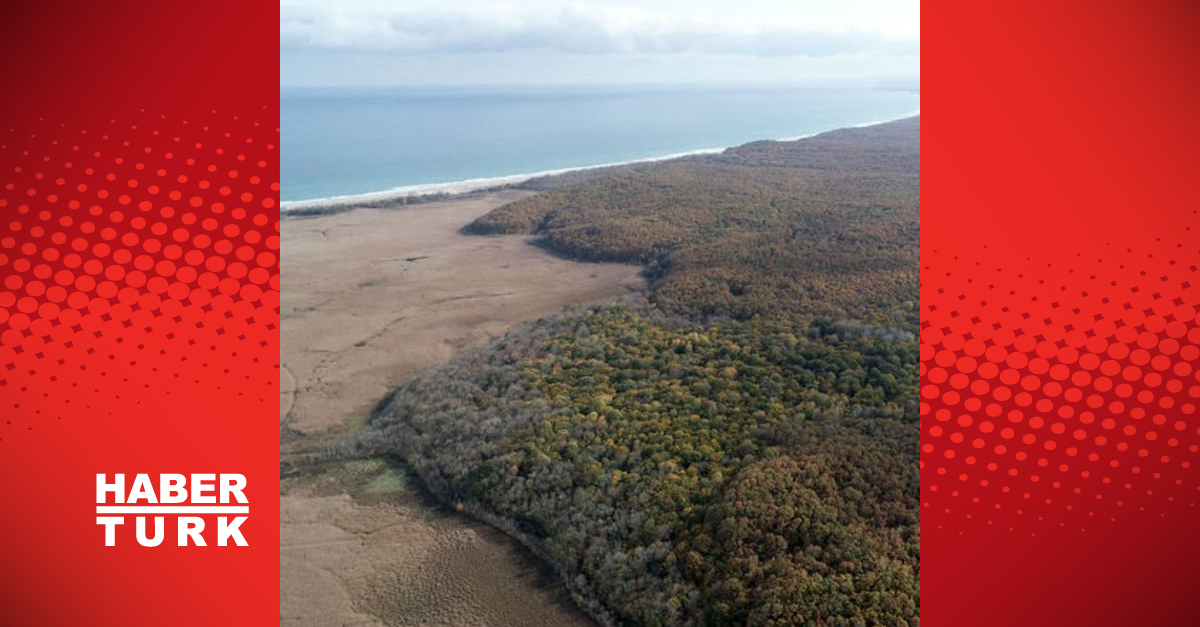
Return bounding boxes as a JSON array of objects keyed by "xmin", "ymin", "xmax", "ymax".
[{"xmin": 280, "ymin": 190, "xmax": 644, "ymax": 626}]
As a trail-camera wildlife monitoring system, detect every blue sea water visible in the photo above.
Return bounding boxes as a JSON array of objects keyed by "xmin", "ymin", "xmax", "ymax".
[{"xmin": 280, "ymin": 84, "xmax": 919, "ymax": 204}]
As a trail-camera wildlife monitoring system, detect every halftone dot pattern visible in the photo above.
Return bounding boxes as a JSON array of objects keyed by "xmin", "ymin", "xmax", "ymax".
[
  {"xmin": 922, "ymin": 227, "xmax": 1200, "ymax": 534},
  {"xmin": 0, "ymin": 109, "xmax": 279, "ymax": 444}
]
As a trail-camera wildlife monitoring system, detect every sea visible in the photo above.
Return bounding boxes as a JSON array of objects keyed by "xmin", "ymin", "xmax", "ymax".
[{"xmin": 280, "ymin": 84, "xmax": 920, "ymax": 207}]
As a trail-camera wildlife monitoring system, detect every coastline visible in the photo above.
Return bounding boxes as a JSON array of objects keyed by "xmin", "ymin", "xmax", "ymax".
[{"xmin": 280, "ymin": 110, "xmax": 919, "ymax": 214}]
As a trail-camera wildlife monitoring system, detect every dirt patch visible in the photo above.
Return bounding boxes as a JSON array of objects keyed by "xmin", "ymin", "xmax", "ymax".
[{"xmin": 281, "ymin": 190, "xmax": 644, "ymax": 626}]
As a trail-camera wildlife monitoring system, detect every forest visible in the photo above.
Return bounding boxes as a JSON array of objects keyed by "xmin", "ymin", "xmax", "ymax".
[
  {"xmin": 354, "ymin": 117, "xmax": 921, "ymax": 626},
  {"xmin": 466, "ymin": 116, "xmax": 919, "ymax": 327}
]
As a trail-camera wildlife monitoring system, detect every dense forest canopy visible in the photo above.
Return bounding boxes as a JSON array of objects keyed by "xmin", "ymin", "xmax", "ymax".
[
  {"xmin": 357, "ymin": 118, "xmax": 921, "ymax": 626},
  {"xmin": 465, "ymin": 117, "xmax": 919, "ymax": 327}
]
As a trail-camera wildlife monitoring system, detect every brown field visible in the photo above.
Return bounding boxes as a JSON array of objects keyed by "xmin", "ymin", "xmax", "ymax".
[{"xmin": 280, "ymin": 190, "xmax": 645, "ymax": 626}]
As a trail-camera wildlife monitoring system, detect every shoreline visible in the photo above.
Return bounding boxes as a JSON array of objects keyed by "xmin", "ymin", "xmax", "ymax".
[{"xmin": 280, "ymin": 110, "xmax": 919, "ymax": 213}]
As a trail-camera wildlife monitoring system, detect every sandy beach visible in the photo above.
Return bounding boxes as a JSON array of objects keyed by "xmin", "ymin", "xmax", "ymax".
[{"xmin": 280, "ymin": 189, "xmax": 645, "ymax": 626}]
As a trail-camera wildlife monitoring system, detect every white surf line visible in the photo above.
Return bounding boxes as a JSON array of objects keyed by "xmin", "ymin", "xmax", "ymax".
[
  {"xmin": 279, "ymin": 147, "xmax": 726, "ymax": 212},
  {"xmin": 280, "ymin": 110, "xmax": 922, "ymax": 212}
]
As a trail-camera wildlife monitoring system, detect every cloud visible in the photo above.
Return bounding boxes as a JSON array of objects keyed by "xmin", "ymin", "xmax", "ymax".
[{"xmin": 280, "ymin": 3, "xmax": 918, "ymax": 58}]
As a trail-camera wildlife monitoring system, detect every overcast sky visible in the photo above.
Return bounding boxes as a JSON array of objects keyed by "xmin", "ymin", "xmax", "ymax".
[{"xmin": 280, "ymin": 0, "xmax": 919, "ymax": 87}]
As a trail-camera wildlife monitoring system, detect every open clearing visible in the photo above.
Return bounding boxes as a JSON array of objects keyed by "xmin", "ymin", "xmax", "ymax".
[{"xmin": 281, "ymin": 190, "xmax": 645, "ymax": 626}]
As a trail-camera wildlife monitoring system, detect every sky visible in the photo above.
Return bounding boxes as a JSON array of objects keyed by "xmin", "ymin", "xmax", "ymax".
[{"xmin": 280, "ymin": 0, "xmax": 919, "ymax": 87}]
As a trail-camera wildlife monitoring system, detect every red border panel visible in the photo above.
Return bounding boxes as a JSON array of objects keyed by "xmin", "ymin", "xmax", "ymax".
[
  {"xmin": 925, "ymin": 1, "xmax": 1200, "ymax": 624},
  {"xmin": 0, "ymin": 2, "xmax": 279, "ymax": 625}
]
